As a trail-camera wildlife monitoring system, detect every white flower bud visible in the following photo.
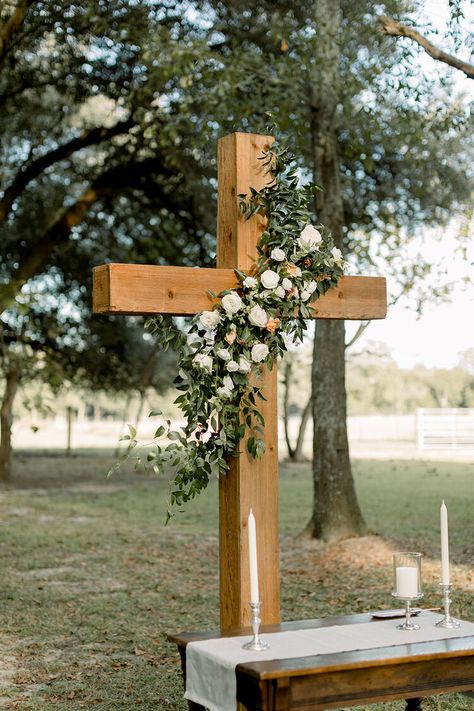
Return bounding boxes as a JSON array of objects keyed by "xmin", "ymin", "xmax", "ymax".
[
  {"xmin": 270, "ymin": 248, "xmax": 286, "ymax": 262},
  {"xmin": 243, "ymin": 276, "xmax": 258, "ymax": 289},
  {"xmin": 238, "ymin": 356, "xmax": 252, "ymax": 373}
]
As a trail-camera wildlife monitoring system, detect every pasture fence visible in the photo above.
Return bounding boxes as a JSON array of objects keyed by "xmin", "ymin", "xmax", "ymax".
[{"xmin": 417, "ymin": 408, "xmax": 474, "ymax": 451}]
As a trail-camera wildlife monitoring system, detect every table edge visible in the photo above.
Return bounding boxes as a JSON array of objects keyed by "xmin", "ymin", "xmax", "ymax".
[{"xmin": 236, "ymin": 637, "xmax": 474, "ymax": 679}]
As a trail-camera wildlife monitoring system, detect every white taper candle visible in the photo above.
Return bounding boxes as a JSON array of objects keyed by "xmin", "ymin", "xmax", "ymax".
[
  {"xmin": 440, "ymin": 500, "xmax": 450, "ymax": 585},
  {"xmin": 248, "ymin": 509, "xmax": 259, "ymax": 603}
]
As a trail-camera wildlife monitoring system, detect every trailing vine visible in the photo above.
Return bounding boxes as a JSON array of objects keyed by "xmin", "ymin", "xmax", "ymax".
[{"xmin": 115, "ymin": 138, "xmax": 346, "ymax": 520}]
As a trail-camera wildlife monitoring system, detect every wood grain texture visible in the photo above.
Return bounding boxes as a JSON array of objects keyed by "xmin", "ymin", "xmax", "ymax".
[
  {"xmin": 217, "ymin": 133, "xmax": 280, "ymax": 631},
  {"xmin": 92, "ymin": 264, "xmax": 387, "ymax": 320},
  {"xmin": 169, "ymin": 614, "xmax": 474, "ymax": 711},
  {"xmin": 217, "ymin": 132, "xmax": 274, "ymax": 271}
]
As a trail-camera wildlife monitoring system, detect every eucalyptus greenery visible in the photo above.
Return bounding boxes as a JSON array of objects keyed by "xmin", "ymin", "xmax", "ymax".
[{"xmin": 118, "ymin": 139, "xmax": 345, "ymax": 520}]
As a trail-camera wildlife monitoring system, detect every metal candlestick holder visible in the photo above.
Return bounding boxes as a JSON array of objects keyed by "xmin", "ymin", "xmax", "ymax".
[
  {"xmin": 392, "ymin": 593, "xmax": 424, "ymax": 630},
  {"xmin": 242, "ymin": 601, "xmax": 269, "ymax": 651},
  {"xmin": 435, "ymin": 584, "xmax": 460, "ymax": 629}
]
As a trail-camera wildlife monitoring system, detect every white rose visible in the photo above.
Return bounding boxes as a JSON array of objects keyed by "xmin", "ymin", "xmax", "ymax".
[
  {"xmin": 221, "ymin": 291, "xmax": 243, "ymax": 315},
  {"xmin": 282, "ymin": 278, "xmax": 292, "ymax": 291},
  {"xmin": 222, "ymin": 375, "xmax": 234, "ymax": 391},
  {"xmin": 243, "ymin": 276, "xmax": 258, "ymax": 289},
  {"xmin": 217, "ymin": 375, "xmax": 235, "ymax": 398},
  {"xmin": 193, "ymin": 353, "xmax": 213, "ymax": 373},
  {"xmin": 186, "ymin": 332, "xmax": 200, "ymax": 348},
  {"xmin": 200, "ymin": 310, "xmax": 221, "ymax": 330},
  {"xmin": 304, "ymin": 280, "xmax": 317, "ymax": 294},
  {"xmin": 216, "ymin": 348, "xmax": 231, "ymax": 361},
  {"xmin": 226, "ymin": 360, "xmax": 239, "ymax": 372},
  {"xmin": 260, "ymin": 270, "xmax": 280, "ymax": 289},
  {"xmin": 251, "ymin": 343, "xmax": 269, "ymax": 363},
  {"xmin": 300, "ymin": 290, "xmax": 312, "ymax": 302},
  {"xmin": 298, "ymin": 225, "xmax": 322, "ymax": 252},
  {"xmin": 248, "ymin": 304, "xmax": 268, "ymax": 328},
  {"xmin": 331, "ymin": 246, "xmax": 343, "ymax": 262},
  {"xmin": 270, "ymin": 248, "xmax": 286, "ymax": 262},
  {"xmin": 275, "ymin": 285, "xmax": 286, "ymax": 298},
  {"xmin": 238, "ymin": 356, "xmax": 252, "ymax": 373}
]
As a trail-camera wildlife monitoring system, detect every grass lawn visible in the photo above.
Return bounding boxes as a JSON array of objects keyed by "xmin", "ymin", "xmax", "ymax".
[{"xmin": 0, "ymin": 451, "xmax": 473, "ymax": 709}]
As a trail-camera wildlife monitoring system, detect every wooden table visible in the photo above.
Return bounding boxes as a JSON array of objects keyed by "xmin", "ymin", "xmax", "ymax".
[{"xmin": 168, "ymin": 613, "xmax": 474, "ymax": 710}]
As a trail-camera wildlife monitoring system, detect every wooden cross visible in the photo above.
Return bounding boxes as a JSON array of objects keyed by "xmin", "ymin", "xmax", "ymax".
[{"xmin": 93, "ymin": 132, "xmax": 386, "ymax": 629}]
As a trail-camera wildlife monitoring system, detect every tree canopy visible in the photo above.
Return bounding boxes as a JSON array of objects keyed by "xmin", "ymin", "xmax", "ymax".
[{"xmin": 1, "ymin": 0, "xmax": 473, "ymax": 494}]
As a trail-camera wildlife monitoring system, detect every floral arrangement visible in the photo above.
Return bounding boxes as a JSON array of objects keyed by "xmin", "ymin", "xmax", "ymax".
[{"xmin": 121, "ymin": 140, "xmax": 346, "ymax": 520}]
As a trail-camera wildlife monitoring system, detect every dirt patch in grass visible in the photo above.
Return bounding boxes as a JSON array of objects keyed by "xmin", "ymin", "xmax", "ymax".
[{"xmin": 0, "ymin": 452, "xmax": 472, "ymax": 710}]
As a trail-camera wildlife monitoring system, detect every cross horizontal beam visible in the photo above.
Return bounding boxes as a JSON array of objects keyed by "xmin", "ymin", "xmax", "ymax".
[{"xmin": 92, "ymin": 263, "xmax": 387, "ymax": 320}]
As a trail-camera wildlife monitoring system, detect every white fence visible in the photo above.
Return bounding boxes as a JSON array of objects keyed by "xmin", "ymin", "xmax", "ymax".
[
  {"xmin": 12, "ymin": 411, "xmax": 474, "ymax": 455},
  {"xmin": 417, "ymin": 408, "xmax": 474, "ymax": 450}
]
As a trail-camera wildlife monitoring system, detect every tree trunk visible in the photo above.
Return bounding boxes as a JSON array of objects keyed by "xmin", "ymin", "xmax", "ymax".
[
  {"xmin": 115, "ymin": 392, "xmax": 132, "ymax": 456},
  {"xmin": 66, "ymin": 406, "xmax": 73, "ymax": 456},
  {"xmin": 134, "ymin": 390, "xmax": 146, "ymax": 431},
  {"xmin": 0, "ymin": 362, "xmax": 21, "ymax": 482},
  {"xmin": 0, "ymin": 0, "xmax": 35, "ymax": 74},
  {"xmin": 306, "ymin": 0, "xmax": 366, "ymax": 540},
  {"xmin": 282, "ymin": 359, "xmax": 296, "ymax": 459},
  {"xmin": 282, "ymin": 358, "xmax": 311, "ymax": 462},
  {"xmin": 293, "ymin": 396, "xmax": 312, "ymax": 462}
]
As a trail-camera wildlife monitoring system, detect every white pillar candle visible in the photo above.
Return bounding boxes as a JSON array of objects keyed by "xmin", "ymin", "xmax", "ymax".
[
  {"xmin": 440, "ymin": 500, "xmax": 450, "ymax": 586},
  {"xmin": 396, "ymin": 566, "xmax": 418, "ymax": 598},
  {"xmin": 248, "ymin": 509, "xmax": 259, "ymax": 603}
]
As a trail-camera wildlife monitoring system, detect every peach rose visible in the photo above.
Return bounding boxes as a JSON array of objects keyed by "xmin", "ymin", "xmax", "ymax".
[
  {"xmin": 265, "ymin": 318, "xmax": 281, "ymax": 333},
  {"xmin": 285, "ymin": 262, "xmax": 302, "ymax": 277},
  {"xmin": 225, "ymin": 330, "xmax": 237, "ymax": 344}
]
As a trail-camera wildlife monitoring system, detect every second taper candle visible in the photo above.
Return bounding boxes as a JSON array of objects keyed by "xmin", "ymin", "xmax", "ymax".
[
  {"xmin": 440, "ymin": 500, "xmax": 450, "ymax": 585},
  {"xmin": 248, "ymin": 509, "xmax": 259, "ymax": 603}
]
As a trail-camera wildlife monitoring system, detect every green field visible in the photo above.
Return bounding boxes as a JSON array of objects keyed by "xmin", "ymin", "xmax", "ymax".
[{"xmin": 0, "ymin": 452, "xmax": 473, "ymax": 709}]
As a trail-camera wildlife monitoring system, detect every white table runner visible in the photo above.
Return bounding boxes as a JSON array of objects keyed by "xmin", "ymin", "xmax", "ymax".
[{"xmin": 185, "ymin": 612, "xmax": 474, "ymax": 711}]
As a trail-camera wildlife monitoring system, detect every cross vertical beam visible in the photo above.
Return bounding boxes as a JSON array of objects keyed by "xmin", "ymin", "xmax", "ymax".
[{"xmin": 217, "ymin": 133, "xmax": 280, "ymax": 629}]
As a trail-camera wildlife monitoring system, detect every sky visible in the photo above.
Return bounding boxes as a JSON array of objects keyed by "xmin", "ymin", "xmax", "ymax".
[
  {"xmin": 352, "ymin": 0, "xmax": 473, "ymax": 370},
  {"xmin": 354, "ymin": 284, "xmax": 473, "ymax": 368},
  {"xmin": 352, "ymin": 228, "xmax": 474, "ymax": 369}
]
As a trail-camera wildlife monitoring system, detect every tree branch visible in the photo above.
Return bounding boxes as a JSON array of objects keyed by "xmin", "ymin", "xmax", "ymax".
[
  {"xmin": 345, "ymin": 320, "xmax": 370, "ymax": 350},
  {"xmin": 378, "ymin": 15, "xmax": 474, "ymax": 80},
  {"xmin": 0, "ymin": 156, "xmax": 196, "ymax": 315},
  {"xmin": 0, "ymin": 118, "xmax": 134, "ymax": 225},
  {"xmin": 282, "ymin": 359, "xmax": 295, "ymax": 459},
  {"xmin": 0, "ymin": 78, "xmax": 55, "ymax": 102},
  {"xmin": 0, "ymin": 0, "xmax": 36, "ymax": 72}
]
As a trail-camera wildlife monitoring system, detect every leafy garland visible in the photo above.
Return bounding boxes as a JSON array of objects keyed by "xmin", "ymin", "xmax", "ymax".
[{"xmin": 120, "ymin": 139, "xmax": 346, "ymax": 520}]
